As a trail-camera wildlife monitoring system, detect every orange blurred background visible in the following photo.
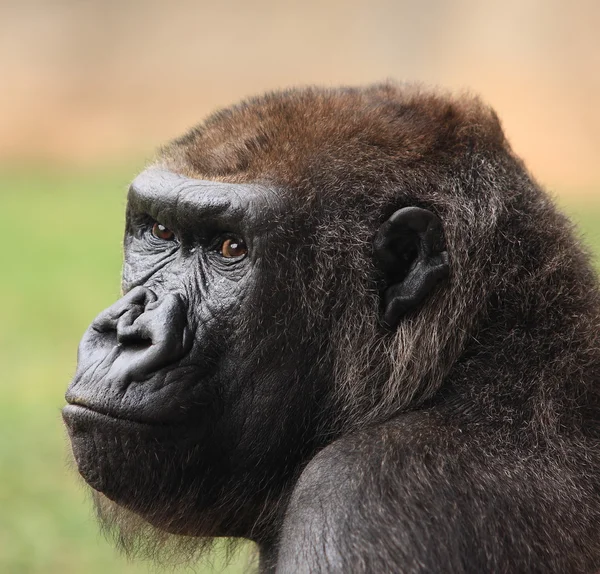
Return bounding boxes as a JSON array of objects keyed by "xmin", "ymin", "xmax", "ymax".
[{"xmin": 1, "ymin": 0, "xmax": 598, "ymax": 192}]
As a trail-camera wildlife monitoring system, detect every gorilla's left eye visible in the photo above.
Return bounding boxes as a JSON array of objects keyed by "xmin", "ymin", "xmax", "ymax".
[
  {"xmin": 151, "ymin": 222, "xmax": 176, "ymax": 241},
  {"xmin": 220, "ymin": 237, "xmax": 248, "ymax": 258}
]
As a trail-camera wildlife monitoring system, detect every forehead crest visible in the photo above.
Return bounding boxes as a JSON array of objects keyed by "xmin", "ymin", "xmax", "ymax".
[{"xmin": 157, "ymin": 85, "xmax": 505, "ymax": 187}]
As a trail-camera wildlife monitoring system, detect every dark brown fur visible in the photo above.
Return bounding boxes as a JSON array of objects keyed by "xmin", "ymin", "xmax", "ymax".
[
  {"xmin": 74, "ymin": 84, "xmax": 600, "ymax": 572},
  {"xmin": 160, "ymin": 85, "xmax": 600, "ymax": 437}
]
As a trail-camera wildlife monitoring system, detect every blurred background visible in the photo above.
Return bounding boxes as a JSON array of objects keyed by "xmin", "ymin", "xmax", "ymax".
[{"xmin": 1, "ymin": 1, "xmax": 598, "ymax": 572}]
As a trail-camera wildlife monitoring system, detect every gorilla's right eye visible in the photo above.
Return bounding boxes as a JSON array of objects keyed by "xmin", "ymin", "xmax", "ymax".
[{"xmin": 151, "ymin": 222, "xmax": 176, "ymax": 241}]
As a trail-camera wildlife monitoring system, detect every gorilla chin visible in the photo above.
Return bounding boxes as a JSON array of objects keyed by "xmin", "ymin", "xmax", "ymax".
[
  {"xmin": 63, "ymin": 404, "xmax": 212, "ymax": 537},
  {"xmin": 64, "ymin": 401, "xmax": 275, "ymax": 548}
]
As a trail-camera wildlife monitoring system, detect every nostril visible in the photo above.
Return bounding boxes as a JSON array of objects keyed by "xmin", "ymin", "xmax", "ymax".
[
  {"xmin": 120, "ymin": 338, "xmax": 153, "ymax": 353},
  {"xmin": 117, "ymin": 328, "xmax": 152, "ymax": 348},
  {"xmin": 115, "ymin": 306, "xmax": 148, "ymax": 344}
]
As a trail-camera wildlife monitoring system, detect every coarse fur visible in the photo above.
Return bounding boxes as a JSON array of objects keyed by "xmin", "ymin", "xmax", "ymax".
[{"xmin": 64, "ymin": 84, "xmax": 600, "ymax": 573}]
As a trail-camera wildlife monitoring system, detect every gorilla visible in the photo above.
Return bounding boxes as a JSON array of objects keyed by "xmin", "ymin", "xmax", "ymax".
[{"xmin": 63, "ymin": 84, "xmax": 600, "ymax": 573}]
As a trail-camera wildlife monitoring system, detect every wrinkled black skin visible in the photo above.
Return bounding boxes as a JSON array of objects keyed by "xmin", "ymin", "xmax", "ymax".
[
  {"xmin": 64, "ymin": 87, "xmax": 600, "ymax": 573},
  {"xmin": 65, "ymin": 169, "xmax": 334, "ymax": 539}
]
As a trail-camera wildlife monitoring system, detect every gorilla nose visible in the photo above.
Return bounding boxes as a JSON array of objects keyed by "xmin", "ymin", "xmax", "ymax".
[
  {"xmin": 68, "ymin": 287, "xmax": 192, "ymax": 405},
  {"xmin": 92, "ymin": 286, "xmax": 191, "ymax": 379},
  {"xmin": 110, "ymin": 288, "xmax": 167, "ymax": 348}
]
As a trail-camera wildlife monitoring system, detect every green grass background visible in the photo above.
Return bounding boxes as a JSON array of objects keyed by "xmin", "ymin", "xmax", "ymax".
[{"xmin": 0, "ymin": 167, "xmax": 598, "ymax": 573}]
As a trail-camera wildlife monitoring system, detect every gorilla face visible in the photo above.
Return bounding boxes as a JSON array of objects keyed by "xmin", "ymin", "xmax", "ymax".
[
  {"xmin": 63, "ymin": 168, "xmax": 328, "ymax": 536},
  {"xmin": 63, "ymin": 87, "xmax": 451, "ymax": 543}
]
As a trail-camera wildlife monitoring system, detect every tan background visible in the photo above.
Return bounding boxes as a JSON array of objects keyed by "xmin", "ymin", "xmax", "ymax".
[{"xmin": 1, "ymin": 0, "xmax": 598, "ymax": 193}]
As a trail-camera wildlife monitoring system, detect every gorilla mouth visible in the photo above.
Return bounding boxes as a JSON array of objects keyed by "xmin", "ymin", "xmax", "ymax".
[
  {"xmin": 62, "ymin": 401, "xmax": 188, "ymax": 430},
  {"xmin": 62, "ymin": 403, "xmax": 162, "ymax": 428}
]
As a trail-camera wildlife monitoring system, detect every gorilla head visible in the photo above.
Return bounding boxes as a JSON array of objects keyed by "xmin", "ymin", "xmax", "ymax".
[{"xmin": 63, "ymin": 85, "xmax": 600, "ymax": 572}]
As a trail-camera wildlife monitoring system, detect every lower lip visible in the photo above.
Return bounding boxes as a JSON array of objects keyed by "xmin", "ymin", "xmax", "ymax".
[{"xmin": 62, "ymin": 403, "xmax": 159, "ymax": 428}]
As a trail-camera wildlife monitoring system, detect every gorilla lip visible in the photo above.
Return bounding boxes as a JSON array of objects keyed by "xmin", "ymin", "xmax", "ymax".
[{"xmin": 62, "ymin": 403, "xmax": 172, "ymax": 428}]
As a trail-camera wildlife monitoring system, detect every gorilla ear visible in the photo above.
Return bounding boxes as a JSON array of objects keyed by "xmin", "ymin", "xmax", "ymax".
[{"xmin": 374, "ymin": 207, "xmax": 449, "ymax": 329}]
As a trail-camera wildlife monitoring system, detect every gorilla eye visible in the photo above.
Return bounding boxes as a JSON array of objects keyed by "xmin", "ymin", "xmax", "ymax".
[
  {"xmin": 220, "ymin": 237, "xmax": 248, "ymax": 258},
  {"xmin": 151, "ymin": 222, "xmax": 176, "ymax": 241}
]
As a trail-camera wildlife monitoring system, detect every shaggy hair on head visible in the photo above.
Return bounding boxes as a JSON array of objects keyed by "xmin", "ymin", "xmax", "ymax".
[{"xmin": 161, "ymin": 83, "xmax": 599, "ymax": 436}]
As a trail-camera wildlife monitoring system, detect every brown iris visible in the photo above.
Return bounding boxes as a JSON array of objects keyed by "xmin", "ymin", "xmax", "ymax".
[
  {"xmin": 151, "ymin": 222, "xmax": 175, "ymax": 241},
  {"xmin": 221, "ymin": 237, "xmax": 248, "ymax": 258}
]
